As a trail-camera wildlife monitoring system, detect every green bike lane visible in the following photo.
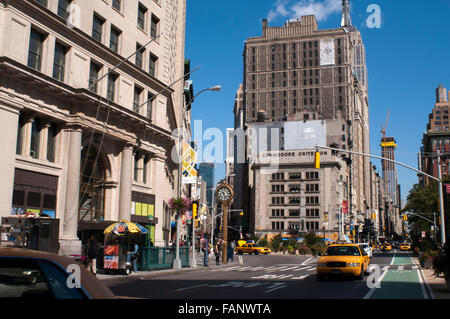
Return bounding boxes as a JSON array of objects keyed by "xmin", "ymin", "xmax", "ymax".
[{"xmin": 366, "ymin": 253, "xmax": 431, "ymax": 299}]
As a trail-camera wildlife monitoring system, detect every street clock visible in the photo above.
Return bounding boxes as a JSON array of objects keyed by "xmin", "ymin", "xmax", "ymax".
[{"xmin": 215, "ymin": 183, "xmax": 234, "ymax": 206}]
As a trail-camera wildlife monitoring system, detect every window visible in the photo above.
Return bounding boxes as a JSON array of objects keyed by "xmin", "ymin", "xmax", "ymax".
[
  {"xmin": 109, "ymin": 26, "xmax": 121, "ymax": 53},
  {"xmin": 112, "ymin": 0, "xmax": 121, "ymax": 11},
  {"xmin": 92, "ymin": 14, "xmax": 104, "ymax": 42},
  {"xmin": 134, "ymin": 154, "xmax": 139, "ymax": 182},
  {"xmin": 16, "ymin": 115, "xmax": 25, "ymax": 155},
  {"xmin": 106, "ymin": 73, "xmax": 117, "ymax": 101},
  {"xmin": 143, "ymin": 155, "xmax": 150, "ymax": 184},
  {"xmin": 137, "ymin": 3, "xmax": 147, "ymax": 30},
  {"xmin": 53, "ymin": 42, "xmax": 67, "ymax": 81},
  {"xmin": 46, "ymin": 123, "xmax": 58, "ymax": 162},
  {"xmin": 149, "ymin": 53, "xmax": 158, "ymax": 77},
  {"xmin": 135, "ymin": 43, "xmax": 144, "ymax": 68},
  {"xmin": 150, "ymin": 14, "xmax": 160, "ymax": 39},
  {"xmin": 88, "ymin": 62, "xmax": 101, "ymax": 93},
  {"xmin": 28, "ymin": 29, "xmax": 45, "ymax": 71},
  {"xmin": 57, "ymin": 0, "xmax": 71, "ymax": 20},
  {"xmin": 30, "ymin": 119, "xmax": 41, "ymax": 159},
  {"xmin": 0, "ymin": 259, "xmax": 51, "ymax": 298},
  {"xmin": 34, "ymin": 0, "xmax": 48, "ymax": 6},
  {"xmin": 133, "ymin": 86, "xmax": 143, "ymax": 112}
]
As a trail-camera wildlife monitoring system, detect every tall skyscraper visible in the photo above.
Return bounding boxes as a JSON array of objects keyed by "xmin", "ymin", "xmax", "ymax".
[
  {"xmin": 199, "ymin": 163, "xmax": 215, "ymax": 207},
  {"xmin": 234, "ymin": 1, "xmax": 372, "ymax": 239}
]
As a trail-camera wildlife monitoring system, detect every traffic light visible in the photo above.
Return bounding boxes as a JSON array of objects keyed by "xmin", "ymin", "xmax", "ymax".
[
  {"xmin": 239, "ymin": 211, "xmax": 244, "ymax": 216},
  {"xmin": 192, "ymin": 202, "xmax": 198, "ymax": 220},
  {"xmin": 403, "ymin": 214, "xmax": 408, "ymax": 221},
  {"xmin": 314, "ymin": 151, "xmax": 320, "ymax": 169}
]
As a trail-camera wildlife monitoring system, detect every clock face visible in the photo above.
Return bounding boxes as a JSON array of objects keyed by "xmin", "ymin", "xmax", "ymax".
[{"xmin": 217, "ymin": 186, "xmax": 232, "ymax": 203}]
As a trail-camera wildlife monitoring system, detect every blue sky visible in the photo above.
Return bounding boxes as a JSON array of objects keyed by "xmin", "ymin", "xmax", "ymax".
[{"xmin": 185, "ymin": 0, "xmax": 450, "ymax": 203}]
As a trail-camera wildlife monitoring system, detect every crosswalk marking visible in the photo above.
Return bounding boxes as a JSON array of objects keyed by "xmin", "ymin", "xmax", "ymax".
[{"xmin": 292, "ymin": 275, "xmax": 310, "ymax": 280}]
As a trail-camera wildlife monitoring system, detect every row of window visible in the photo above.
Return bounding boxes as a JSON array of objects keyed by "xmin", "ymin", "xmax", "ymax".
[
  {"xmin": 271, "ymin": 221, "xmax": 321, "ymax": 231},
  {"xmin": 271, "ymin": 208, "xmax": 320, "ymax": 217},
  {"xmin": 271, "ymin": 184, "xmax": 319, "ymax": 193},
  {"xmin": 270, "ymin": 171, "xmax": 320, "ymax": 181},
  {"xmin": 35, "ymin": 0, "xmax": 160, "ymax": 40},
  {"xmin": 271, "ymin": 196, "xmax": 320, "ymax": 205},
  {"xmin": 28, "ymin": 26, "xmax": 155, "ymax": 118},
  {"xmin": 16, "ymin": 115, "xmax": 58, "ymax": 163}
]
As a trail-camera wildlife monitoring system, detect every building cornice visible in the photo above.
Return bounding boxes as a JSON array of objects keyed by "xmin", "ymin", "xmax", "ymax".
[{"xmin": 0, "ymin": 57, "xmax": 176, "ymax": 147}]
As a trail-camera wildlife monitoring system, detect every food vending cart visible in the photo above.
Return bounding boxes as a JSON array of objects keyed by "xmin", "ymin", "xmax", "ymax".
[{"xmin": 103, "ymin": 220, "xmax": 147, "ymax": 275}]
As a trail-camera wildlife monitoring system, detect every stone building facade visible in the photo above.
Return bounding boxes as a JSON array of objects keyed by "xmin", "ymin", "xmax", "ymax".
[{"xmin": 0, "ymin": 0, "xmax": 186, "ymax": 255}]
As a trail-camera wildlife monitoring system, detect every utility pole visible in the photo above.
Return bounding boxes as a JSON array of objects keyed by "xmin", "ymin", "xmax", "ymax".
[{"xmin": 436, "ymin": 150, "xmax": 446, "ymax": 245}]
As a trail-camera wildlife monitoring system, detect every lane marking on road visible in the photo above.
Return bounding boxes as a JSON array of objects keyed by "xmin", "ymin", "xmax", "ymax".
[
  {"xmin": 278, "ymin": 266, "xmax": 302, "ymax": 271},
  {"xmin": 292, "ymin": 275, "xmax": 310, "ymax": 280},
  {"xmin": 412, "ymin": 257, "xmax": 434, "ymax": 299},
  {"xmin": 176, "ymin": 284, "xmax": 208, "ymax": 292},
  {"xmin": 301, "ymin": 257, "xmax": 313, "ymax": 265},
  {"xmin": 235, "ymin": 266, "xmax": 253, "ymax": 272},
  {"xmin": 363, "ymin": 253, "xmax": 395, "ymax": 299},
  {"xmin": 293, "ymin": 266, "xmax": 311, "ymax": 271},
  {"xmin": 264, "ymin": 282, "xmax": 287, "ymax": 293},
  {"xmin": 265, "ymin": 266, "xmax": 291, "ymax": 272}
]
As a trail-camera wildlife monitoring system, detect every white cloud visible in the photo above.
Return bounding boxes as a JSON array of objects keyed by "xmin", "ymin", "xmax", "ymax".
[{"xmin": 267, "ymin": 0, "xmax": 342, "ymax": 23}]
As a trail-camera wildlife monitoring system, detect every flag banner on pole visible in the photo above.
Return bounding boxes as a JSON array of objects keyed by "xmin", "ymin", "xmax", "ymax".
[
  {"xmin": 342, "ymin": 200, "xmax": 348, "ymax": 213},
  {"xmin": 182, "ymin": 140, "xmax": 198, "ymax": 184},
  {"xmin": 445, "ymin": 184, "xmax": 450, "ymax": 194}
]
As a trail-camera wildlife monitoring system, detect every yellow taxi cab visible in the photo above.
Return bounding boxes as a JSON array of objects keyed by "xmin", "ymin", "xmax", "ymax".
[
  {"xmin": 399, "ymin": 243, "xmax": 411, "ymax": 251},
  {"xmin": 235, "ymin": 243, "xmax": 271, "ymax": 255},
  {"xmin": 316, "ymin": 244, "xmax": 370, "ymax": 280},
  {"xmin": 382, "ymin": 242, "xmax": 393, "ymax": 251}
]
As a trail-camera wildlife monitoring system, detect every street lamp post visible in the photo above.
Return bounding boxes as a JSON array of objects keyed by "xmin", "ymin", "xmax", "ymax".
[{"xmin": 173, "ymin": 85, "xmax": 221, "ymax": 270}]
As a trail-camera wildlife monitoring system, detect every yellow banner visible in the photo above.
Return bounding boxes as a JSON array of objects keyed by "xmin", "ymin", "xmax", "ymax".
[{"xmin": 182, "ymin": 140, "xmax": 198, "ymax": 184}]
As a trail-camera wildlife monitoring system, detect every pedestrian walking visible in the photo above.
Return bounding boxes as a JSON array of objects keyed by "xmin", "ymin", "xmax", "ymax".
[
  {"xmin": 230, "ymin": 241, "xmax": 235, "ymax": 262},
  {"xmin": 86, "ymin": 235, "xmax": 99, "ymax": 276},
  {"xmin": 214, "ymin": 239, "xmax": 222, "ymax": 265},
  {"xmin": 202, "ymin": 237, "xmax": 210, "ymax": 267}
]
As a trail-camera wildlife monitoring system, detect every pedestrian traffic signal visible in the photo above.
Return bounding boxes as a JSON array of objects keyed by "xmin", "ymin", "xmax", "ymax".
[
  {"xmin": 239, "ymin": 211, "xmax": 244, "ymax": 216},
  {"xmin": 314, "ymin": 151, "xmax": 320, "ymax": 169}
]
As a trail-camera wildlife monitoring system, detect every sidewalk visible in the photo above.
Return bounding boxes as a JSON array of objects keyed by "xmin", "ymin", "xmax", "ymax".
[
  {"xmin": 412, "ymin": 257, "xmax": 450, "ymax": 299},
  {"xmin": 96, "ymin": 253, "xmax": 241, "ymax": 282}
]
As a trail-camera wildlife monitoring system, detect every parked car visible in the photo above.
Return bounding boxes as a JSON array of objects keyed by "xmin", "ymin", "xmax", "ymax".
[
  {"xmin": 0, "ymin": 247, "xmax": 117, "ymax": 299},
  {"xmin": 316, "ymin": 244, "xmax": 370, "ymax": 281}
]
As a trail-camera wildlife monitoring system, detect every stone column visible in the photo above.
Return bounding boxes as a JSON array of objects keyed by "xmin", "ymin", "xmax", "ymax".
[
  {"xmin": 0, "ymin": 103, "xmax": 20, "ymax": 219},
  {"xmin": 118, "ymin": 144, "xmax": 133, "ymax": 221},
  {"xmin": 59, "ymin": 124, "xmax": 82, "ymax": 256}
]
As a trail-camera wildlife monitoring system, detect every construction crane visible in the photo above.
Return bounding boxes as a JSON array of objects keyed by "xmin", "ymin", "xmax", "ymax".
[{"xmin": 380, "ymin": 109, "xmax": 390, "ymax": 137}]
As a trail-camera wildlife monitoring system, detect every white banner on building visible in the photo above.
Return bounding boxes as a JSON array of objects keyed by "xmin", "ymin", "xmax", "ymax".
[
  {"xmin": 320, "ymin": 38, "xmax": 335, "ymax": 66},
  {"xmin": 284, "ymin": 120, "xmax": 327, "ymax": 150}
]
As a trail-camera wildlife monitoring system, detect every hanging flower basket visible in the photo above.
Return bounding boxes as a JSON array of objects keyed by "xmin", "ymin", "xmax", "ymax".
[{"xmin": 168, "ymin": 197, "xmax": 191, "ymax": 214}]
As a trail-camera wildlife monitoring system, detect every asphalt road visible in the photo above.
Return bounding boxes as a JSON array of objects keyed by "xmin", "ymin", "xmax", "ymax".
[{"xmin": 105, "ymin": 250, "xmax": 431, "ymax": 299}]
